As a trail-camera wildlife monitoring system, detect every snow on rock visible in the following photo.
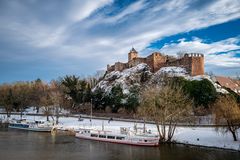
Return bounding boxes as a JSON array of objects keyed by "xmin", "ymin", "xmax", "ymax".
[
  {"xmin": 93, "ymin": 63, "xmax": 152, "ymax": 94},
  {"xmin": 158, "ymin": 67, "xmax": 188, "ymax": 77},
  {"xmin": 94, "ymin": 64, "xmax": 228, "ymax": 95},
  {"xmin": 150, "ymin": 67, "xmax": 188, "ymax": 84}
]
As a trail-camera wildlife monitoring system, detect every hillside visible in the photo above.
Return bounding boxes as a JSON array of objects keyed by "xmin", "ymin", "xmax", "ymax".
[{"xmin": 93, "ymin": 63, "xmax": 227, "ymax": 95}]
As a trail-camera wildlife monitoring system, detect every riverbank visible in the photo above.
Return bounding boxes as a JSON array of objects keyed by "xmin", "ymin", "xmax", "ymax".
[
  {"xmin": 1, "ymin": 113, "xmax": 240, "ymax": 151},
  {"xmin": 0, "ymin": 112, "xmax": 226, "ymax": 127}
]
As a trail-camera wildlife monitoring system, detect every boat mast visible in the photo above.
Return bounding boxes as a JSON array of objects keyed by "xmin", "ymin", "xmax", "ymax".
[
  {"xmin": 143, "ymin": 119, "xmax": 146, "ymax": 133},
  {"xmin": 102, "ymin": 121, "xmax": 104, "ymax": 131},
  {"xmin": 90, "ymin": 98, "xmax": 93, "ymax": 126}
]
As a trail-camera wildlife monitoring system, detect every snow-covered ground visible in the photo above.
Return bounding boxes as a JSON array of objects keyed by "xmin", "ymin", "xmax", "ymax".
[
  {"xmin": 2, "ymin": 114, "xmax": 240, "ymax": 151},
  {"xmin": 175, "ymin": 127, "xmax": 240, "ymax": 151}
]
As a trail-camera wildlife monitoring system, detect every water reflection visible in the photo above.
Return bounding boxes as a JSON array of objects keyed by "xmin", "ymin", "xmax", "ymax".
[{"xmin": 0, "ymin": 128, "xmax": 239, "ymax": 160}]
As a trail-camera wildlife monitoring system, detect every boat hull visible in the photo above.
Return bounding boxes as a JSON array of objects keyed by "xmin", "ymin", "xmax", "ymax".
[
  {"xmin": 9, "ymin": 125, "xmax": 52, "ymax": 132},
  {"xmin": 75, "ymin": 133, "xmax": 159, "ymax": 147}
]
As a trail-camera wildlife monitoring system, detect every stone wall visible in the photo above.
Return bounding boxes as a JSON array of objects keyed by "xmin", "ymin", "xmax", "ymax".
[
  {"xmin": 107, "ymin": 64, "xmax": 115, "ymax": 72},
  {"xmin": 114, "ymin": 62, "xmax": 128, "ymax": 72},
  {"xmin": 128, "ymin": 57, "xmax": 147, "ymax": 68},
  {"xmin": 107, "ymin": 49, "xmax": 204, "ymax": 76},
  {"xmin": 151, "ymin": 53, "xmax": 167, "ymax": 72},
  {"xmin": 166, "ymin": 53, "xmax": 204, "ymax": 76}
]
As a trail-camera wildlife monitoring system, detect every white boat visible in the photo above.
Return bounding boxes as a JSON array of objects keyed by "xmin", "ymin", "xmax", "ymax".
[
  {"xmin": 8, "ymin": 119, "xmax": 53, "ymax": 132},
  {"xmin": 75, "ymin": 126, "xmax": 159, "ymax": 146}
]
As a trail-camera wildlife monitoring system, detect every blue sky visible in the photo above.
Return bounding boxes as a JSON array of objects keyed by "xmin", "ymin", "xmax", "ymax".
[{"xmin": 0, "ymin": 0, "xmax": 239, "ymax": 83}]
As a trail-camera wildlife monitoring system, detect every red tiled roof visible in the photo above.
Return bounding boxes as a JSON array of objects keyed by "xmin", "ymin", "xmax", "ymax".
[{"xmin": 215, "ymin": 76, "xmax": 240, "ymax": 95}]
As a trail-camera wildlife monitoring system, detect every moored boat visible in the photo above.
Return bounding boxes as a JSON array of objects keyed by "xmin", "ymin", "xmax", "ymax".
[
  {"xmin": 75, "ymin": 127, "xmax": 159, "ymax": 146},
  {"xmin": 9, "ymin": 119, "xmax": 53, "ymax": 132}
]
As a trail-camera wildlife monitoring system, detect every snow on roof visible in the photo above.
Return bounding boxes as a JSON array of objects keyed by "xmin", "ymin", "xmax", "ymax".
[{"xmin": 215, "ymin": 76, "xmax": 240, "ymax": 94}]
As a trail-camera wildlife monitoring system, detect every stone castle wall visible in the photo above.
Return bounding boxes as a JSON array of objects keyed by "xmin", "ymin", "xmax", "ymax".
[
  {"xmin": 107, "ymin": 48, "xmax": 204, "ymax": 76},
  {"xmin": 166, "ymin": 53, "xmax": 204, "ymax": 75},
  {"xmin": 128, "ymin": 57, "xmax": 146, "ymax": 68}
]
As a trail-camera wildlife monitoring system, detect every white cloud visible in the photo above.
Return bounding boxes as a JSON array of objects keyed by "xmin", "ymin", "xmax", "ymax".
[
  {"xmin": 0, "ymin": 21, "xmax": 67, "ymax": 48},
  {"xmin": 103, "ymin": 0, "xmax": 146, "ymax": 23},
  {"xmin": 159, "ymin": 37, "xmax": 240, "ymax": 67},
  {"xmin": 84, "ymin": 0, "xmax": 240, "ymax": 62},
  {"xmin": 207, "ymin": 51, "xmax": 240, "ymax": 67},
  {"xmin": 0, "ymin": 0, "xmax": 240, "ymax": 78},
  {"xmin": 160, "ymin": 37, "xmax": 240, "ymax": 54},
  {"xmin": 69, "ymin": 0, "xmax": 113, "ymax": 22},
  {"xmin": 0, "ymin": 0, "xmax": 113, "ymax": 48}
]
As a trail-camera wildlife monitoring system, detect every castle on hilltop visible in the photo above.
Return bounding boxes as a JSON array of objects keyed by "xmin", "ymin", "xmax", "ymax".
[{"xmin": 107, "ymin": 48, "xmax": 204, "ymax": 76}]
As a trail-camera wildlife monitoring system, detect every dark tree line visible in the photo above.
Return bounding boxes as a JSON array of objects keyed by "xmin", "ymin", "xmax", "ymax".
[
  {"xmin": 0, "ymin": 75, "xmax": 224, "ymax": 117},
  {"xmin": 0, "ymin": 75, "xmax": 140, "ymax": 117},
  {"xmin": 170, "ymin": 77, "xmax": 217, "ymax": 109},
  {"xmin": 0, "ymin": 79, "xmax": 66, "ymax": 121},
  {"xmin": 1, "ymin": 73, "xmax": 239, "ymax": 139},
  {"xmin": 92, "ymin": 84, "xmax": 140, "ymax": 113}
]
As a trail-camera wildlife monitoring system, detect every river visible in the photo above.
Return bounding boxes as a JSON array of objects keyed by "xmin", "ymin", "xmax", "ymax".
[{"xmin": 0, "ymin": 128, "xmax": 239, "ymax": 160}]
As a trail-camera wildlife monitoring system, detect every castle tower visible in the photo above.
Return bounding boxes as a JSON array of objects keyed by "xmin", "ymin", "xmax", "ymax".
[
  {"xmin": 152, "ymin": 52, "xmax": 167, "ymax": 72},
  {"xmin": 183, "ymin": 53, "xmax": 204, "ymax": 76},
  {"xmin": 190, "ymin": 53, "xmax": 204, "ymax": 76},
  {"xmin": 128, "ymin": 47, "xmax": 138, "ymax": 62}
]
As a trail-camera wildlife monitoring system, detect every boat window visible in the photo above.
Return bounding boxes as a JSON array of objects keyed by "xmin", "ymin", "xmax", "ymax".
[
  {"xmin": 144, "ymin": 140, "xmax": 147, "ymax": 142},
  {"xmin": 107, "ymin": 136, "xmax": 115, "ymax": 139},
  {"xmin": 90, "ymin": 134, "xmax": 98, "ymax": 137},
  {"xmin": 99, "ymin": 135, "xmax": 106, "ymax": 138},
  {"xmin": 116, "ymin": 137, "xmax": 125, "ymax": 140}
]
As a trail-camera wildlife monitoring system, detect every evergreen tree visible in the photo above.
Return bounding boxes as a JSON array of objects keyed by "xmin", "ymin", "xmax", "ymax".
[
  {"xmin": 61, "ymin": 75, "xmax": 81, "ymax": 108},
  {"xmin": 92, "ymin": 88, "xmax": 105, "ymax": 110},
  {"xmin": 170, "ymin": 77, "xmax": 217, "ymax": 108},
  {"xmin": 125, "ymin": 85, "xmax": 140, "ymax": 112},
  {"xmin": 185, "ymin": 79, "xmax": 217, "ymax": 108},
  {"xmin": 108, "ymin": 85, "xmax": 125, "ymax": 112}
]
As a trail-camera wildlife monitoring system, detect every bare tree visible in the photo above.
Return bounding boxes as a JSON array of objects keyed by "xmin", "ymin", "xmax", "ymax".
[
  {"xmin": 213, "ymin": 95, "xmax": 240, "ymax": 141},
  {"xmin": 49, "ymin": 80, "xmax": 66, "ymax": 124},
  {"xmin": 12, "ymin": 82, "xmax": 32, "ymax": 119},
  {"xmin": 138, "ymin": 85, "xmax": 193, "ymax": 142},
  {"xmin": 29, "ymin": 79, "xmax": 43, "ymax": 113},
  {"xmin": 39, "ymin": 83, "xmax": 54, "ymax": 121},
  {"xmin": 0, "ymin": 84, "xmax": 14, "ymax": 117}
]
